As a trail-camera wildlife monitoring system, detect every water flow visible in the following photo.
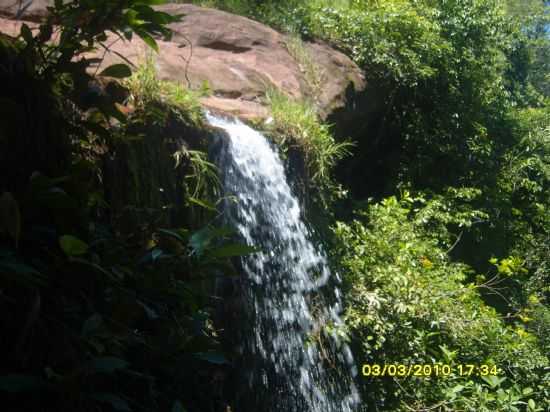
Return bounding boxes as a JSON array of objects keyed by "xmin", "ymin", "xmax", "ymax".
[{"xmin": 207, "ymin": 113, "xmax": 359, "ymax": 412}]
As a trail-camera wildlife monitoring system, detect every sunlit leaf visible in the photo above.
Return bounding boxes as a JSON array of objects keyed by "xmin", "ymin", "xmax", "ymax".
[
  {"xmin": 59, "ymin": 235, "xmax": 89, "ymax": 256},
  {"xmin": 480, "ymin": 374, "xmax": 506, "ymax": 388},
  {"xmin": 134, "ymin": 28, "xmax": 159, "ymax": 52},
  {"xmin": 188, "ymin": 197, "xmax": 217, "ymax": 211},
  {"xmin": 99, "ymin": 63, "xmax": 132, "ymax": 78}
]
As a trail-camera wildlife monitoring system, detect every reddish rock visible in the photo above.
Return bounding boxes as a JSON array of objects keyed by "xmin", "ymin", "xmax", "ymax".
[
  {"xmin": 0, "ymin": 2, "xmax": 365, "ymax": 122},
  {"xmin": 0, "ymin": 0, "xmax": 51, "ymax": 21}
]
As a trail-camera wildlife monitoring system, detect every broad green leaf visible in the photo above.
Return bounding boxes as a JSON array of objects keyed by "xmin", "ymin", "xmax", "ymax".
[
  {"xmin": 134, "ymin": 6, "xmax": 182, "ymax": 25},
  {"xmin": 0, "ymin": 192, "xmax": 21, "ymax": 248},
  {"xmin": 189, "ymin": 227, "xmax": 214, "ymax": 256},
  {"xmin": 189, "ymin": 226, "xmax": 234, "ymax": 256},
  {"xmin": 59, "ymin": 235, "xmax": 89, "ymax": 256},
  {"xmin": 90, "ymin": 357, "xmax": 129, "ymax": 374},
  {"xmin": 480, "ymin": 374, "xmax": 506, "ymax": 388},
  {"xmin": 158, "ymin": 228, "xmax": 189, "ymax": 244},
  {"xmin": 20, "ymin": 24, "xmax": 33, "ymax": 44},
  {"xmin": 99, "ymin": 64, "xmax": 132, "ymax": 78},
  {"xmin": 134, "ymin": 28, "xmax": 159, "ymax": 52}
]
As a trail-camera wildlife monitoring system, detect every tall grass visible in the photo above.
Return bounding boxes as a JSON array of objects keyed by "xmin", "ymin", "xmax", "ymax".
[
  {"xmin": 124, "ymin": 53, "xmax": 220, "ymax": 200},
  {"xmin": 284, "ymin": 34, "xmax": 325, "ymax": 103},
  {"xmin": 266, "ymin": 88, "xmax": 353, "ymax": 188},
  {"xmin": 124, "ymin": 52, "xmax": 203, "ymax": 124}
]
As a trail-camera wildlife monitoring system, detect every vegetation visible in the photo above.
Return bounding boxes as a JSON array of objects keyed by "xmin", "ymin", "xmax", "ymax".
[
  {"xmin": 264, "ymin": 89, "xmax": 352, "ymax": 197},
  {"xmin": 193, "ymin": 0, "xmax": 550, "ymax": 410},
  {"xmin": 124, "ymin": 52, "xmax": 205, "ymax": 125},
  {"xmin": 0, "ymin": 1, "xmax": 246, "ymax": 411},
  {"xmin": 1, "ymin": 0, "xmax": 549, "ymax": 411},
  {"xmin": 333, "ymin": 191, "xmax": 548, "ymax": 411}
]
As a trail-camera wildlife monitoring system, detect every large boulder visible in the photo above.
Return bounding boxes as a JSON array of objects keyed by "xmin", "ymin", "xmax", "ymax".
[
  {"xmin": 0, "ymin": 0, "xmax": 51, "ymax": 21},
  {"xmin": 0, "ymin": 2, "xmax": 365, "ymax": 122}
]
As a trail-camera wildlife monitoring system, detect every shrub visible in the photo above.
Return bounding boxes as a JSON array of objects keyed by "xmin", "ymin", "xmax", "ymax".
[{"xmin": 333, "ymin": 190, "xmax": 549, "ymax": 411}]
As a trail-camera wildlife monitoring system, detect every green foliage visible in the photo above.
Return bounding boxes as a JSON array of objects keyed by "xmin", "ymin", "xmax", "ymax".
[
  {"xmin": 333, "ymin": 191, "xmax": 549, "ymax": 411},
  {"xmin": 0, "ymin": 2, "xmax": 244, "ymax": 411},
  {"xmin": 0, "ymin": 169, "xmax": 246, "ymax": 411},
  {"xmin": 305, "ymin": 0, "xmax": 448, "ymax": 86},
  {"xmin": 17, "ymin": 0, "xmax": 181, "ymax": 122},
  {"xmin": 504, "ymin": 0, "xmax": 550, "ymax": 101},
  {"xmin": 2, "ymin": 0, "xmax": 549, "ymax": 411},
  {"xmin": 265, "ymin": 89, "xmax": 352, "ymax": 195},
  {"xmin": 284, "ymin": 34, "xmax": 325, "ymax": 102},
  {"xmin": 125, "ymin": 52, "xmax": 204, "ymax": 125}
]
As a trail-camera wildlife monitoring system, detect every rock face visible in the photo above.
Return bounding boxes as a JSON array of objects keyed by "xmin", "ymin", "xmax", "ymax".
[{"xmin": 0, "ymin": 2, "xmax": 365, "ymax": 121}]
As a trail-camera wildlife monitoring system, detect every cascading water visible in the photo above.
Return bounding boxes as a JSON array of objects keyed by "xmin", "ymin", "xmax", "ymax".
[{"xmin": 207, "ymin": 112, "xmax": 360, "ymax": 412}]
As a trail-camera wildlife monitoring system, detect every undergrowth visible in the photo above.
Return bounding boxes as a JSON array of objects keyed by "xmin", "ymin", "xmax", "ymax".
[
  {"xmin": 265, "ymin": 88, "xmax": 352, "ymax": 194},
  {"xmin": 284, "ymin": 34, "xmax": 325, "ymax": 103},
  {"xmin": 124, "ymin": 52, "xmax": 204, "ymax": 125}
]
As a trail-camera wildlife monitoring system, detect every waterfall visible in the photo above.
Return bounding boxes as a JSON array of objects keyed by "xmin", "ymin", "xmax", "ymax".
[{"xmin": 207, "ymin": 112, "xmax": 360, "ymax": 412}]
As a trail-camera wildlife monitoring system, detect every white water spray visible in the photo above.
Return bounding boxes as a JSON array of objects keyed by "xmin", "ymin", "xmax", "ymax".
[{"xmin": 207, "ymin": 113, "xmax": 359, "ymax": 412}]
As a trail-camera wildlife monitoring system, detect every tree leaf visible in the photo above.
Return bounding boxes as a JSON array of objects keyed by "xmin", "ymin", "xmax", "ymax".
[
  {"xmin": 59, "ymin": 235, "xmax": 89, "ymax": 256},
  {"xmin": 158, "ymin": 228, "xmax": 189, "ymax": 244},
  {"xmin": 480, "ymin": 374, "xmax": 506, "ymax": 388},
  {"xmin": 20, "ymin": 24, "xmax": 33, "ymax": 44},
  {"xmin": 189, "ymin": 226, "xmax": 235, "ymax": 256},
  {"xmin": 135, "ymin": 29, "xmax": 159, "ymax": 52},
  {"xmin": 99, "ymin": 64, "xmax": 132, "ymax": 78},
  {"xmin": 0, "ymin": 192, "xmax": 21, "ymax": 248}
]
